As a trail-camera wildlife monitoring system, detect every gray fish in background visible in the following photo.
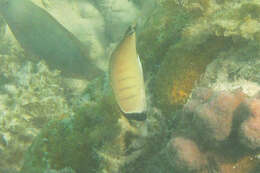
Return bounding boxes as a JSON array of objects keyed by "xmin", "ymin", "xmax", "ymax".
[{"xmin": 0, "ymin": 0, "xmax": 103, "ymax": 80}]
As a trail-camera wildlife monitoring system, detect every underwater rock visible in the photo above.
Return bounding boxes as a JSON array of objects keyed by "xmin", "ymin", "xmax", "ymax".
[
  {"xmin": 62, "ymin": 78, "xmax": 89, "ymax": 95},
  {"xmin": 0, "ymin": 54, "xmax": 72, "ymax": 171},
  {"xmin": 0, "ymin": 168, "xmax": 19, "ymax": 173},
  {"xmin": 200, "ymin": 55, "xmax": 260, "ymax": 96},
  {"xmin": 0, "ymin": 0, "xmax": 103, "ymax": 80},
  {"xmin": 44, "ymin": 167, "xmax": 76, "ymax": 173},
  {"xmin": 184, "ymin": 88, "xmax": 246, "ymax": 144},
  {"xmin": 92, "ymin": 0, "xmax": 139, "ymax": 42},
  {"xmin": 156, "ymin": 25, "xmax": 260, "ymax": 171},
  {"xmin": 217, "ymin": 155, "xmax": 260, "ymax": 173},
  {"xmin": 135, "ymin": 0, "xmax": 260, "ymax": 116},
  {"xmin": 138, "ymin": 0, "xmax": 232, "ymax": 113},
  {"xmin": 164, "ymin": 88, "xmax": 260, "ymax": 173},
  {"xmin": 21, "ymin": 89, "xmax": 149, "ymax": 173},
  {"xmin": 166, "ymin": 137, "xmax": 208, "ymax": 172},
  {"xmin": 238, "ymin": 96, "xmax": 260, "ymax": 150}
]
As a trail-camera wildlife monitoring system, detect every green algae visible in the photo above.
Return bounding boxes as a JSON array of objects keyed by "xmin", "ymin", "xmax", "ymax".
[
  {"xmin": 237, "ymin": 3, "xmax": 260, "ymax": 19},
  {"xmin": 154, "ymin": 36, "xmax": 233, "ymax": 113},
  {"xmin": 137, "ymin": 0, "xmax": 193, "ymax": 76},
  {"xmin": 21, "ymin": 89, "xmax": 121, "ymax": 173}
]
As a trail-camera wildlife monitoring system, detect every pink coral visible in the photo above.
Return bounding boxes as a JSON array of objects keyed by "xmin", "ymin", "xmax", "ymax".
[
  {"xmin": 166, "ymin": 137, "xmax": 208, "ymax": 172},
  {"xmin": 185, "ymin": 88, "xmax": 245, "ymax": 142},
  {"xmin": 167, "ymin": 88, "xmax": 260, "ymax": 173},
  {"xmin": 239, "ymin": 98, "xmax": 260, "ymax": 149}
]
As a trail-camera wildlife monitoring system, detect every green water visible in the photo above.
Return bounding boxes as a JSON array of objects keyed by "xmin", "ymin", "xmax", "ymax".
[{"xmin": 0, "ymin": 0, "xmax": 260, "ymax": 173}]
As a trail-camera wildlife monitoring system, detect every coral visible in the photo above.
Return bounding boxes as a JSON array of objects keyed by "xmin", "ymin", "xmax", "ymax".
[
  {"xmin": 166, "ymin": 42, "xmax": 260, "ymax": 171},
  {"xmin": 0, "ymin": 53, "xmax": 72, "ymax": 171},
  {"xmin": 217, "ymin": 155, "xmax": 259, "ymax": 173},
  {"xmin": 170, "ymin": 69, "xmax": 200, "ymax": 105},
  {"xmin": 153, "ymin": 35, "xmax": 232, "ymax": 114},
  {"xmin": 238, "ymin": 97, "xmax": 260, "ymax": 149},
  {"xmin": 44, "ymin": 167, "xmax": 76, "ymax": 173},
  {"xmin": 184, "ymin": 88, "xmax": 245, "ymax": 144},
  {"xmin": 162, "ymin": 88, "xmax": 260, "ymax": 173},
  {"xmin": 155, "ymin": 9, "xmax": 260, "ymax": 169},
  {"xmin": 166, "ymin": 137, "xmax": 208, "ymax": 172}
]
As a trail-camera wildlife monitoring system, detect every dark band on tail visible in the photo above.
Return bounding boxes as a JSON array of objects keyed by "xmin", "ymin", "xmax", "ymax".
[{"xmin": 124, "ymin": 112, "xmax": 147, "ymax": 121}]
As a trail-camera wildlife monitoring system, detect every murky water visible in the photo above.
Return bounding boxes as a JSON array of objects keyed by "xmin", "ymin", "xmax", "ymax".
[{"xmin": 0, "ymin": 0, "xmax": 260, "ymax": 173}]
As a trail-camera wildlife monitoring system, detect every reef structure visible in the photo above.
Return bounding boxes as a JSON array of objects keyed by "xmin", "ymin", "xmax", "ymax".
[
  {"xmin": 165, "ymin": 87, "xmax": 260, "ymax": 173},
  {"xmin": 3, "ymin": 0, "xmax": 260, "ymax": 172}
]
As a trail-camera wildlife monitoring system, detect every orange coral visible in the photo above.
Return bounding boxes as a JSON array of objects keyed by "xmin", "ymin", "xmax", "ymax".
[
  {"xmin": 218, "ymin": 155, "xmax": 258, "ymax": 173},
  {"xmin": 57, "ymin": 113, "xmax": 69, "ymax": 120},
  {"xmin": 198, "ymin": 154, "xmax": 259, "ymax": 173},
  {"xmin": 170, "ymin": 69, "xmax": 200, "ymax": 105}
]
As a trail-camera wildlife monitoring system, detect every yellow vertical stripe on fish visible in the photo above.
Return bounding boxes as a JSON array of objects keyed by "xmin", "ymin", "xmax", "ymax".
[{"xmin": 109, "ymin": 26, "xmax": 146, "ymax": 114}]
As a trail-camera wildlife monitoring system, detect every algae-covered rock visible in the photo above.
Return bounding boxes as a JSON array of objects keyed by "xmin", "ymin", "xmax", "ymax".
[
  {"xmin": 0, "ymin": 53, "xmax": 74, "ymax": 171},
  {"xmin": 21, "ymin": 94, "xmax": 120, "ymax": 173},
  {"xmin": 137, "ymin": 0, "xmax": 260, "ymax": 115},
  {"xmin": 44, "ymin": 167, "xmax": 76, "ymax": 173},
  {"xmin": 138, "ymin": 0, "xmax": 210, "ymax": 113},
  {"xmin": 20, "ymin": 75, "xmax": 148, "ymax": 173},
  {"xmin": 21, "ymin": 74, "xmax": 163, "ymax": 173},
  {"xmin": 20, "ymin": 88, "xmax": 149, "ymax": 173},
  {"xmin": 199, "ymin": 49, "xmax": 260, "ymax": 95}
]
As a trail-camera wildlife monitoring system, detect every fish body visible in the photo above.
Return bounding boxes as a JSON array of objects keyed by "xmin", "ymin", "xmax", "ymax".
[
  {"xmin": 0, "ymin": 0, "xmax": 102, "ymax": 80},
  {"xmin": 109, "ymin": 25, "xmax": 146, "ymax": 121}
]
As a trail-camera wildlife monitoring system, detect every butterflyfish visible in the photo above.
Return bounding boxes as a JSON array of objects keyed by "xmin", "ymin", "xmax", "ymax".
[
  {"xmin": 109, "ymin": 24, "xmax": 146, "ymax": 121},
  {"xmin": 0, "ymin": 0, "xmax": 103, "ymax": 80}
]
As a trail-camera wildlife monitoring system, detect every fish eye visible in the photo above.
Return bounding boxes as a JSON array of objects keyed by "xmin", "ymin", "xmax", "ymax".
[{"xmin": 124, "ymin": 24, "xmax": 136, "ymax": 36}]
